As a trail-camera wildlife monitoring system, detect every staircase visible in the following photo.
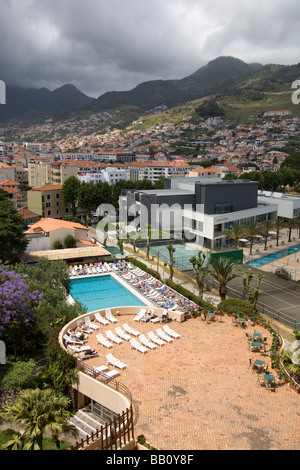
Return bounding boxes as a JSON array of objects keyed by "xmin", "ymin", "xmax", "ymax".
[{"xmin": 69, "ymin": 408, "xmax": 107, "ymax": 440}]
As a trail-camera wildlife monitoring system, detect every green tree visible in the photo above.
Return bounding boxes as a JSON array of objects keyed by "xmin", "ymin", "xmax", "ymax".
[
  {"xmin": 0, "ymin": 199, "xmax": 28, "ymax": 263},
  {"xmin": 63, "ymin": 235, "xmax": 77, "ymax": 249},
  {"xmin": 273, "ymin": 218, "xmax": 286, "ymax": 246},
  {"xmin": 62, "ymin": 176, "xmax": 80, "ymax": 217},
  {"xmin": 52, "ymin": 240, "xmax": 63, "ymax": 250},
  {"xmin": 189, "ymin": 251, "xmax": 210, "ymax": 298},
  {"xmin": 208, "ymin": 257, "xmax": 240, "ymax": 301},
  {"xmin": 224, "ymin": 223, "xmax": 245, "ymax": 250},
  {"xmin": 259, "ymin": 219, "xmax": 274, "ymax": 251},
  {"xmin": 166, "ymin": 243, "xmax": 176, "ymax": 281},
  {"xmin": 146, "ymin": 224, "xmax": 152, "ymax": 261},
  {"xmin": 0, "ymin": 388, "xmax": 77, "ymax": 450},
  {"xmin": 77, "ymin": 181, "xmax": 96, "ymax": 225},
  {"xmin": 285, "ymin": 218, "xmax": 296, "ymax": 242},
  {"xmin": 243, "ymin": 221, "xmax": 260, "ymax": 255}
]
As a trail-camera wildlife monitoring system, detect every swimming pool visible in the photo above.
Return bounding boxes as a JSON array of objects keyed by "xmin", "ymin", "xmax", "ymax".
[
  {"xmin": 70, "ymin": 274, "xmax": 146, "ymax": 312},
  {"xmin": 246, "ymin": 244, "xmax": 300, "ymax": 267}
]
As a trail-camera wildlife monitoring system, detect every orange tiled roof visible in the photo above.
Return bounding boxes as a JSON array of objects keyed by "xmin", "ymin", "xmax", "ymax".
[
  {"xmin": 26, "ymin": 217, "xmax": 88, "ymax": 234},
  {"xmin": 32, "ymin": 185, "xmax": 63, "ymax": 191}
]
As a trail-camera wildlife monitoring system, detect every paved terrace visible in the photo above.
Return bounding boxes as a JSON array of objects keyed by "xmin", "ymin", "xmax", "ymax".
[{"xmin": 73, "ymin": 313, "xmax": 300, "ymax": 451}]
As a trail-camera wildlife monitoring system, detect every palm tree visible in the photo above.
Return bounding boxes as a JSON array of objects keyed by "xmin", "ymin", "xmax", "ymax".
[
  {"xmin": 208, "ymin": 256, "xmax": 240, "ymax": 301},
  {"xmin": 223, "ymin": 223, "xmax": 245, "ymax": 250},
  {"xmin": 0, "ymin": 388, "xmax": 78, "ymax": 450},
  {"xmin": 189, "ymin": 251, "xmax": 210, "ymax": 298},
  {"xmin": 273, "ymin": 217, "xmax": 285, "ymax": 246},
  {"xmin": 167, "ymin": 243, "xmax": 176, "ymax": 281},
  {"xmin": 285, "ymin": 218, "xmax": 296, "ymax": 242},
  {"xmin": 243, "ymin": 221, "xmax": 260, "ymax": 255},
  {"xmin": 259, "ymin": 219, "xmax": 274, "ymax": 251}
]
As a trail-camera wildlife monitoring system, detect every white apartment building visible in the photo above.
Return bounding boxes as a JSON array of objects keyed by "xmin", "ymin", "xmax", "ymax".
[{"xmin": 78, "ymin": 168, "xmax": 128, "ymax": 185}]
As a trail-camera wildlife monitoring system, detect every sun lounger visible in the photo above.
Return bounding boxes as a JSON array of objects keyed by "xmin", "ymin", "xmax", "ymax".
[
  {"xmin": 139, "ymin": 334, "xmax": 157, "ymax": 350},
  {"xmin": 123, "ymin": 323, "xmax": 140, "ymax": 337},
  {"xmin": 96, "ymin": 334, "xmax": 113, "ymax": 349},
  {"xmin": 130, "ymin": 338, "xmax": 148, "ymax": 354},
  {"xmin": 94, "ymin": 312, "xmax": 109, "ymax": 326},
  {"xmin": 63, "ymin": 334, "xmax": 84, "ymax": 345},
  {"xmin": 148, "ymin": 331, "xmax": 165, "ymax": 346},
  {"xmin": 105, "ymin": 309, "xmax": 118, "ymax": 323},
  {"xmin": 94, "ymin": 365, "xmax": 109, "ymax": 373},
  {"xmin": 106, "ymin": 330, "xmax": 123, "ymax": 345},
  {"xmin": 134, "ymin": 308, "xmax": 147, "ymax": 321},
  {"xmin": 106, "ymin": 353, "xmax": 127, "ymax": 370},
  {"xmin": 156, "ymin": 328, "xmax": 173, "ymax": 343},
  {"xmin": 85, "ymin": 316, "xmax": 100, "ymax": 330},
  {"xmin": 115, "ymin": 327, "xmax": 131, "ymax": 341},
  {"xmin": 163, "ymin": 325, "xmax": 181, "ymax": 339}
]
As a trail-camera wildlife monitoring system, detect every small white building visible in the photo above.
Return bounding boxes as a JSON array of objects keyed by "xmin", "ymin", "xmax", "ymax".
[{"xmin": 78, "ymin": 167, "xmax": 128, "ymax": 185}]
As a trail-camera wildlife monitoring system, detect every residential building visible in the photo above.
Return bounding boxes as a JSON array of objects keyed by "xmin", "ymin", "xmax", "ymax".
[
  {"xmin": 25, "ymin": 217, "xmax": 89, "ymax": 251},
  {"xmin": 28, "ymin": 160, "xmax": 78, "ymax": 187},
  {"xmin": 78, "ymin": 167, "xmax": 128, "ymax": 185},
  {"xmin": 27, "ymin": 185, "xmax": 71, "ymax": 219}
]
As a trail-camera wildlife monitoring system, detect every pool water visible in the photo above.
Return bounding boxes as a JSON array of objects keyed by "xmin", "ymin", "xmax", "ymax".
[
  {"xmin": 247, "ymin": 244, "xmax": 300, "ymax": 267},
  {"xmin": 70, "ymin": 274, "xmax": 146, "ymax": 312}
]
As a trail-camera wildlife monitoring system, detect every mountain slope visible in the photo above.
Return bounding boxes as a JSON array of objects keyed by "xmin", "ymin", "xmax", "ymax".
[
  {"xmin": 0, "ymin": 84, "xmax": 94, "ymax": 122},
  {"xmin": 87, "ymin": 56, "xmax": 263, "ymax": 113}
]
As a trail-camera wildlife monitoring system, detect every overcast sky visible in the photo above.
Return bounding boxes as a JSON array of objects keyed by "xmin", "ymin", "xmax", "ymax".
[{"xmin": 0, "ymin": 0, "xmax": 299, "ymax": 98}]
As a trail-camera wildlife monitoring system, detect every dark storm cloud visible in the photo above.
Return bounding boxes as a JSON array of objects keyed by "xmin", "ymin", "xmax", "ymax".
[{"xmin": 0, "ymin": 0, "xmax": 299, "ymax": 97}]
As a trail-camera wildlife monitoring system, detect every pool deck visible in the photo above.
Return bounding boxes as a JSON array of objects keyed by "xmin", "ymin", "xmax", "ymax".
[{"xmin": 80, "ymin": 313, "xmax": 300, "ymax": 450}]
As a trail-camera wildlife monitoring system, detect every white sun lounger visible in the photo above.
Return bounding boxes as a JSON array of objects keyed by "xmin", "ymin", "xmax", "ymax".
[
  {"xmin": 96, "ymin": 334, "xmax": 113, "ymax": 349},
  {"xmin": 156, "ymin": 328, "xmax": 173, "ymax": 343},
  {"xmin": 105, "ymin": 309, "xmax": 118, "ymax": 323},
  {"xmin": 94, "ymin": 365, "xmax": 109, "ymax": 373},
  {"xmin": 134, "ymin": 308, "xmax": 147, "ymax": 322},
  {"xmin": 63, "ymin": 334, "xmax": 84, "ymax": 345},
  {"xmin": 85, "ymin": 316, "xmax": 100, "ymax": 330},
  {"xmin": 139, "ymin": 334, "xmax": 157, "ymax": 350},
  {"xmin": 106, "ymin": 353, "xmax": 126, "ymax": 370},
  {"xmin": 115, "ymin": 327, "xmax": 131, "ymax": 341},
  {"xmin": 123, "ymin": 323, "xmax": 140, "ymax": 337},
  {"xmin": 106, "ymin": 330, "xmax": 123, "ymax": 345},
  {"xmin": 148, "ymin": 331, "xmax": 165, "ymax": 346},
  {"xmin": 94, "ymin": 312, "xmax": 109, "ymax": 326},
  {"xmin": 130, "ymin": 338, "xmax": 148, "ymax": 354},
  {"xmin": 163, "ymin": 325, "xmax": 181, "ymax": 339}
]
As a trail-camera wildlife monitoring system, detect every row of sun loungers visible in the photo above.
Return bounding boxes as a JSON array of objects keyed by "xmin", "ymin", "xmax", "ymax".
[{"xmin": 69, "ymin": 262, "xmax": 119, "ymax": 276}]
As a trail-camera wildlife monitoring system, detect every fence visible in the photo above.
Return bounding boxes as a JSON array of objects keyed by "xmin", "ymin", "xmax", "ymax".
[
  {"xmin": 73, "ymin": 361, "xmax": 134, "ymax": 450},
  {"xmin": 205, "ymin": 277, "xmax": 300, "ymax": 330},
  {"xmin": 72, "ymin": 406, "xmax": 134, "ymax": 450}
]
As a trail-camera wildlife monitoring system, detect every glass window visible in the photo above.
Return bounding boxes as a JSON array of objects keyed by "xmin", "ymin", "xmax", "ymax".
[{"xmin": 215, "ymin": 204, "xmax": 234, "ymax": 214}]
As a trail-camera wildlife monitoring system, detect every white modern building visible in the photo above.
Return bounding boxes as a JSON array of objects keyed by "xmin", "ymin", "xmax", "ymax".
[{"xmin": 120, "ymin": 177, "xmax": 280, "ymax": 250}]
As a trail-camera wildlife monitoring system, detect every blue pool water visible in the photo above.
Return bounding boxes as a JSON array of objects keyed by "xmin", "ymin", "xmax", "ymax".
[
  {"xmin": 247, "ymin": 244, "xmax": 300, "ymax": 267},
  {"xmin": 70, "ymin": 275, "xmax": 146, "ymax": 312}
]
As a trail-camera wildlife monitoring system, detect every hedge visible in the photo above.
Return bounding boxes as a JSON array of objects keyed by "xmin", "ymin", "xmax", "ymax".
[
  {"xmin": 128, "ymin": 257, "xmax": 161, "ymax": 281},
  {"xmin": 165, "ymin": 279, "xmax": 213, "ymax": 309},
  {"xmin": 217, "ymin": 298, "xmax": 254, "ymax": 316}
]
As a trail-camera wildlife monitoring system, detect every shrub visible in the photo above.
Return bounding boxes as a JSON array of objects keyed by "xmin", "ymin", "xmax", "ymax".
[
  {"xmin": 165, "ymin": 279, "xmax": 213, "ymax": 309},
  {"xmin": 274, "ymin": 267, "xmax": 293, "ymax": 281},
  {"xmin": 218, "ymin": 298, "xmax": 254, "ymax": 316},
  {"xmin": 52, "ymin": 240, "xmax": 63, "ymax": 250},
  {"xmin": 1, "ymin": 359, "xmax": 36, "ymax": 391},
  {"xmin": 63, "ymin": 235, "xmax": 77, "ymax": 249}
]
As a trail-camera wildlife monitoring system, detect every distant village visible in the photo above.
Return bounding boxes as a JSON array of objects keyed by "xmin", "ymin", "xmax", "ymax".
[{"xmin": 0, "ymin": 108, "xmax": 299, "ymax": 219}]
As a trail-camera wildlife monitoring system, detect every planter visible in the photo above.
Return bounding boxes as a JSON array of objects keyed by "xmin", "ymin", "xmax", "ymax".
[{"xmin": 289, "ymin": 383, "xmax": 300, "ymax": 394}]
